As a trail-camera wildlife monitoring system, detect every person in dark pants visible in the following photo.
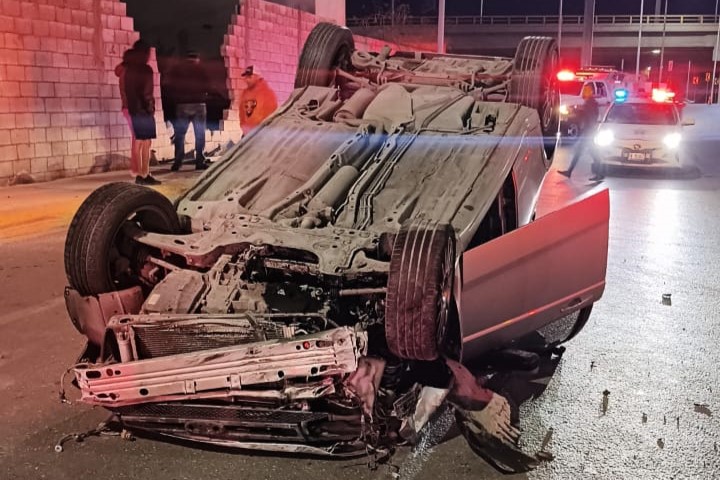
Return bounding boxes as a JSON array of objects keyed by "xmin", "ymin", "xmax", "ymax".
[
  {"xmin": 167, "ymin": 52, "xmax": 210, "ymax": 171},
  {"xmin": 115, "ymin": 48, "xmax": 139, "ymax": 178},
  {"xmin": 559, "ymin": 85, "xmax": 604, "ymax": 181},
  {"xmin": 124, "ymin": 41, "xmax": 161, "ymax": 185}
]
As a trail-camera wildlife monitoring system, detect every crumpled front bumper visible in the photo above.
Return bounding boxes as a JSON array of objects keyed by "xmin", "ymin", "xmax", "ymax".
[{"xmin": 72, "ymin": 315, "xmax": 367, "ymax": 407}]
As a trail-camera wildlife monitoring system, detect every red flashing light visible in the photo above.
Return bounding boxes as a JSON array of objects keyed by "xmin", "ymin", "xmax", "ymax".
[
  {"xmin": 651, "ymin": 88, "xmax": 675, "ymax": 103},
  {"xmin": 557, "ymin": 70, "xmax": 576, "ymax": 81}
]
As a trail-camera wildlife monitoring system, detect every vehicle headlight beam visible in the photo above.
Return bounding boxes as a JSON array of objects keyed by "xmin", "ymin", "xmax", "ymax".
[
  {"xmin": 594, "ymin": 129, "xmax": 614, "ymax": 146},
  {"xmin": 662, "ymin": 132, "xmax": 681, "ymax": 149}
]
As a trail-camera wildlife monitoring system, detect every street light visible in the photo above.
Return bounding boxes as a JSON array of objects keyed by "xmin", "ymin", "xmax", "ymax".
[
  {"xmin": 711, "ymin": 0, "xmax": 720, "ymax": 103},
  {"xmin": 437, "ymin": 0, "xmax": 445, "ymax": 53},
  {"xmin": 635, "ymin": 0, "xmax": 645, "ymax": 77},
  {"xmin": 558, "ymin": 0, "xmax": 564, "ymax": 57},
  {"xmin": 658, "ymin": 0, "xmax": 668, "ymax": 83}
]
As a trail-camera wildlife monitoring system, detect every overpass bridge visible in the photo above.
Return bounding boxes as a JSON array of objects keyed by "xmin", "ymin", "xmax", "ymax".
[{"xmin": 349, "ymin": 14, "xmax": 720, "ymax": 53}]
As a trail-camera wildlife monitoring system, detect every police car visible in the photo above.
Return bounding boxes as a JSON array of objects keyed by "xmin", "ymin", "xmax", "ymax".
[{"xmin": 590, "ymin": 88, "xmax": 694, "ymax": 174}]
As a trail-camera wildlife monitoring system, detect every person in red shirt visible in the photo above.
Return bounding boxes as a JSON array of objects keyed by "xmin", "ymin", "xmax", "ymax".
[{"xmin": 239, "ymin": 66, "xmax": 278, "ymax": 134}]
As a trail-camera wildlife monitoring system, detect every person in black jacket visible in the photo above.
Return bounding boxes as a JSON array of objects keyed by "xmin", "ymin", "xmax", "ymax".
[
  {"xmin": 167, "ymin": 51, "xmax": 210, "ymax": 171},
  {"xmin": 124, "ymin": 41, "xmax": 161, "ymax": 185},
  {"xmin": 559, "ymin": 85, "xmax": 603, "ymax": 181},
  {"xmin": 115, "ymin": 48, "xmax": 138, "ymax": 178}
]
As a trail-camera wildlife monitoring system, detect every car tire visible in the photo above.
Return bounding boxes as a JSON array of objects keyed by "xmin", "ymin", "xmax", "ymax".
[
  {"xmin": 509, "ymin": 36, "xmax": 560, "ymax": 163},
  {"xmin": 385, "ymin": 222, "xmax": 456, "ymax": 361},
  {"xmin": 295, "ymin": 22, "xmax": 354, "ymax": 88},
  {"xmin": 64, "ymin": 182, "xmax": 181, "ymax": 296}
]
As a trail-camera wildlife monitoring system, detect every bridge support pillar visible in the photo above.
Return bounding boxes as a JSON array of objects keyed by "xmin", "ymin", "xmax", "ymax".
[{"xmin": 581, "ymin": 0, "xmax": 595, "ymax": 66}]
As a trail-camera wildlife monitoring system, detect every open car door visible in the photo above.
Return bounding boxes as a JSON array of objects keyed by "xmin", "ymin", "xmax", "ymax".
[{"xmin": 460, "ymin": 189, "xmax": 609, "ymax": 359}]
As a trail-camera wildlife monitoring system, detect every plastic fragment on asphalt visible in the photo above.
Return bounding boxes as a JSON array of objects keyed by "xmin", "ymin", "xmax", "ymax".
[
  {"xmin": 694, "ymin": 404, "xmax": 713, "ymax": 417},
  {"xmin": 662, "ymin": 293, "xmax": 672, "ymax": 306},
  {"xmin": 601, "ymin": 390, "xmax": 610, "ymax": 415}
]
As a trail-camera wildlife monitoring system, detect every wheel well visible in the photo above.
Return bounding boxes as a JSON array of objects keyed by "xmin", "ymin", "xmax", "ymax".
[
  {"xmin": 465, "ymin": 174, "xmax": 518, "ymax": 251},
  {"xmin": 441, "ymin": 298, "xmax": 462, "ymax": 361}
]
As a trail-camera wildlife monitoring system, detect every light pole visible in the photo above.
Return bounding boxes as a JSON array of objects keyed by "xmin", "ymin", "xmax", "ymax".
[
  {"xmin": 711, "ymin": 0, "xmax": 720, "ymax": 103},
  {"xmin": 558, "ymin": 0, "xmax": 564, "ymax": 57},
  {"xmin": 437, "ymin": 0, "xmax": 445, "ymax": 53},
  {"xmin": 635, "ymin": 0, "xmax": 645, "ymax": 77},
  {"xmin": 658, "ymin": 0, "xmax": 668, "ymax": 83}
]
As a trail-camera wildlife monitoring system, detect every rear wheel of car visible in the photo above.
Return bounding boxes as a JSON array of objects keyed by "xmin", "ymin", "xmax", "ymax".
[
  {"xmin": 64, "ymin": 182, "xmax": 180, "ymax": 296},
  {"xmin": 295, "ymin": 22, "xmax": 354, "ymax": 88},
  {"xmin": 385, "ymin": 222, "xmax": 456, "ymax": 361},
  {"xmin": 509, "ymin": 36, "xmax": 560, "ymax": 164}
]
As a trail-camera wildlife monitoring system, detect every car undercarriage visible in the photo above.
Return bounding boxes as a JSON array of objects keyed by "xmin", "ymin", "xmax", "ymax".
[{"xmin": 61, "ymin": 23, "xmax": 609, "ymax": 473}]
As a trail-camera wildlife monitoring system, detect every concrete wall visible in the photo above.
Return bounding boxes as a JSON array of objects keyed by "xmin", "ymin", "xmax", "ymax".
[
  {"xmin": 0, "ymin": 0, "xmax": 146, "ymax": 183},
  {"xmin": 0, "ymin": 0, "xmax": 407, "ymax": 185},
  {"xmin": 221, "ymin": 0, "xmax": 412, "ymax": 133}
]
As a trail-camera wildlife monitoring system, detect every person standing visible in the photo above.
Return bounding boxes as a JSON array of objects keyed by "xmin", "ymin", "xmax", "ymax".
[
  {"xmin": 239, "ymin": 66, "xmax": 278, "ymax": 134},
  {"xmin": 124, "ymin": 41, "xmax": 160, "ymax": 185},
  {"xmin": 558, "ymin": 85, "xmax": 604, "ymax": 181},
  {"xmin": 168, "ymin": 51, "xmax": 210, "ymax": 171},
  {"xmin": 115, "ymin": 48, "xmax": 138, "ymax": 178}
]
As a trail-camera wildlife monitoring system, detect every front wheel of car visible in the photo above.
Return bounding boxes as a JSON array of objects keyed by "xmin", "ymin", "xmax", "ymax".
[
  {"xmin": 385, "ymin": 222, "xmax": 456, "ymax": 361},
  {"xmin": 64, "ymin": 182, "xmax": 181, "ymax": 296}
]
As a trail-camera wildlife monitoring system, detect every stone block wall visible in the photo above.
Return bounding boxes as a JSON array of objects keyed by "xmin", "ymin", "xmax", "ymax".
[
  {"xmin": 0, "ymin": 0, "xmax": 153, "ymax": 183},
  {"xmin": 219, "ymin": 0, "xmax": 411, "ymax": 136}
]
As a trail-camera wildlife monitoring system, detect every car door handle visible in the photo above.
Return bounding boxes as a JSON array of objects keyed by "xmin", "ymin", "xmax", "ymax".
[{"xmin": 560, "ymin": 296, "xmax": 586, "ymax": 313}]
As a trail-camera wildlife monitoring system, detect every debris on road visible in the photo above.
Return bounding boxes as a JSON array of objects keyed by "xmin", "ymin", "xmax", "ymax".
[
  {"xmin": 662, "ymin": 293, "xmax": 672, "ymax": 306},
  {"xmin": 694, "ymin": 404, "xmax": 713, "ymax": 417},
  {"xmin": 53, "ymin": 417, "xmax": 119, "ymax": 453},
  {"xmin": 536, "ymin": 451, "xmax": 555, "ymax": 462},
  {"xmin": 676, "ymin": 416, "xmax": 680, "ymax": 429},
  {"xmin": 642, "ymin": 413, "xmax": 647, "ymax": 424},
  {"xmin": 601, "ymin": 390, "xmax": 611, "ymax": 415},
  {"xmin": 590, "ymin": 361, "xmax": 595, "ymax": 371},
  {"xmin": 663, "ymin": 415, "xmax": 667, "ymax": 425},
  {"xmin": 657, "ymin": 438, "xmax": 665, "ymax": 449},
  {"xmin": 540, "ymin": 427, "xmax": 554, "ymax": 451}
]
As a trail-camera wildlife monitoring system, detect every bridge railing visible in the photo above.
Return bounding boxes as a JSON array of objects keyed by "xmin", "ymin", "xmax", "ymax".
[{"xmin": 347, "ymin": 14, "xmax": 720, "ymax": 28}]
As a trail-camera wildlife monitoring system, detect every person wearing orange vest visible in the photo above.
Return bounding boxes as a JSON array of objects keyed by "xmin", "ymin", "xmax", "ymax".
[{"xmin": 239, "ymin": 66, "xmax": 278, "ymax": 134}]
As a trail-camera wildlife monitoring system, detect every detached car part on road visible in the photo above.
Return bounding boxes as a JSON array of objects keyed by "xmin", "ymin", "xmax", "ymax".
[{"xmin": 63, "ymin": 24, "xmax": 609, "ymax": 472}]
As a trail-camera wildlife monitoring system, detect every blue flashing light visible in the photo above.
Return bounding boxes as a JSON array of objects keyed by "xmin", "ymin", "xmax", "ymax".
[{"xmin": 614, "ymin": 88, "xmax": 629, "ymax": 102}]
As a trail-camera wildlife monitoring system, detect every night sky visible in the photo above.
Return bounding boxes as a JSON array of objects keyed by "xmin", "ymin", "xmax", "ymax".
[{"xmin": 347, "ymin": 0, "xmax": 719, "ymax": 17}]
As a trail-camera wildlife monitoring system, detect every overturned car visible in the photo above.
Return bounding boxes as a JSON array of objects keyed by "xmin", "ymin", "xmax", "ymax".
[{"xmin": 62, "ymin": 24, "xmax": 609, "ymax": 471}]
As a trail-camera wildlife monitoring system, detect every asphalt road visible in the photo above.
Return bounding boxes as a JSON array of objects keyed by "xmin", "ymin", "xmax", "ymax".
[{"xmin": 1, "ymin": 105, "xmax": 719, "ymax": 479}]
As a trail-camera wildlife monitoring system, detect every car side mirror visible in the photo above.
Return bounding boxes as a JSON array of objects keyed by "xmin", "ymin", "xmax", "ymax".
[{"xmin": 681, "ymin": 118, "xmax": 695, "ymax": 126}]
